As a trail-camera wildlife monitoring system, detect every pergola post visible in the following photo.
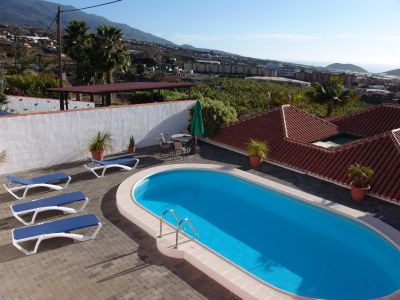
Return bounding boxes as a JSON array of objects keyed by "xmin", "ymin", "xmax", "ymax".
[
  {"xmin": 60, "ymin": 93, "xmax": 65, "ymax": 110},
  {"xmin": 65, "ymin": 92, "xmax": 69, "ymax": 110}
]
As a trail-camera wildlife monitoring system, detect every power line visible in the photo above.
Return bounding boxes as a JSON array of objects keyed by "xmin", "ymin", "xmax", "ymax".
[
  {"xmin": 61, "ymin": 0, "xmax": 123, "ymax": 13},
  {"xmin": 43, "ymin": 14, "xmax": 58, "ymax": 36}
]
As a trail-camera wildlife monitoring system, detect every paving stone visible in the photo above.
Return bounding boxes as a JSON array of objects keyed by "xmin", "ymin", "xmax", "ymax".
[{"xmin": 0, "ymin": 143, "xmax": 398, "ymax": 299}]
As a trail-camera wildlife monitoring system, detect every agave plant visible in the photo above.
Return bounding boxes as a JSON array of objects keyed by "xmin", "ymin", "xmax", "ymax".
[
  {"xmin": 245, "ymin": 139, "xmax": 269, "ymax": 159},
  {"xmin": 347, "ymin": 163, "xmax": 374, "ymax": 188},
  {"xmin": 89, "ymin": 131, "xmax": 112, "ymax": 152},
  {"xmin": 128, "ymin": 135, "xmax": 135, "ymax": 148}
]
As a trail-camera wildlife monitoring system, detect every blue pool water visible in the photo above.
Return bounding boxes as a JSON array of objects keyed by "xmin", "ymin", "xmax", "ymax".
[{"xmin": 133, "ymin": 169, "xmax": 400, "ymax": 299}]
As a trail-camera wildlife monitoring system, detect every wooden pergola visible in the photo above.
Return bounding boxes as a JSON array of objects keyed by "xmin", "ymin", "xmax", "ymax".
[{"xmin": 48, "ymin": 81, "xmax": 195, "ymax": 110}]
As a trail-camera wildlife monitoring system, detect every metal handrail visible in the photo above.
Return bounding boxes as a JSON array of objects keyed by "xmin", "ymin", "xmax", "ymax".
[
  {"xmin": 159, "ymin": 209, "xmax": 180, "ymax": 237},
  {"xmin": 175, "ymin": 218, "xmax": 199, "ymax": 249}
]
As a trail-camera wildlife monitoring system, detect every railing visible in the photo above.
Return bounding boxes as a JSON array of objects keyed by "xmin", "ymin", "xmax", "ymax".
[
  {"xmin": 159, "ymin": 209, "xmax": 180, "ymax": 237},
  {"xmin": 175, "ymin": 218, "xmax": 199, "ymax": 249}
]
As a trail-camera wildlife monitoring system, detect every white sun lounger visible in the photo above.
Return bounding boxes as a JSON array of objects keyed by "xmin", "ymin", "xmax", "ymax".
[
  {"xmin": 83, "ymin": 155, "xmax": 140, "ymax": 177},
  {"xmin": 10, "ymin": 191, "xmax": 89, "ymax": 225},
  {"xmin": 3, "ymin": 172, "xmax": 72, "ymax": 200},
  {"xmin": 12, "ymin": 213, "xmax": 102, "ymax": 255}
]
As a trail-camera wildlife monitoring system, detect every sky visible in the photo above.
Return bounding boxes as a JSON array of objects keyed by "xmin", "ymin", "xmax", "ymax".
[{"xmin": 49, "ymin": 0, "xmax": 400, "ymax": 73}]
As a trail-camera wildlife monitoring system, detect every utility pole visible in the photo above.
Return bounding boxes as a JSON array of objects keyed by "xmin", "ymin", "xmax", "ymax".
[{"xmin": 57, "ymin": 5, "xmax": 64, "ymax": 110}]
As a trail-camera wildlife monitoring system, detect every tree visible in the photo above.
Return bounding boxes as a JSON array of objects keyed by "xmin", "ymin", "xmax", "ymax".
[
  {"xmin": 63, "ymin": 20, "xmax": 93, "ymax": 84},
  {"xmin": 92, "ymin": 25, "xmax": 130, "ymax": 84},
  {"xmin": 188, "ymin": 98, "xmax": 237, "ymax": 136},
  {"xmin": 91, "ymin": 26, "xmax": 130, "ymax": 105},
  {"xmin": 34, "ymin": 55, "xmax": 52, "ymax": 73},
  {"xmin": 306, "ymin": 76, "xmax": 357, "ymax": 117}
]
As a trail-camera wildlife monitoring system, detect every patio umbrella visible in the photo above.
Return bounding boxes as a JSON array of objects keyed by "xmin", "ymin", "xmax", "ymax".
[{"xmin": 191, "ymin": 100, "xmax": 204, "ymax": 145}]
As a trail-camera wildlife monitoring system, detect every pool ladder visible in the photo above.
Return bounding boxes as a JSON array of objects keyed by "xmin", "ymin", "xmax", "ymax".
[{"xmin": 159, "ymin": 209, "xmax": 199, "ymax": 249}]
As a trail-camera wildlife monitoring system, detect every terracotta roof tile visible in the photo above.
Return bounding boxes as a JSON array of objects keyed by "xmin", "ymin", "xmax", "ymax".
[{"xmin": 211, "ymin": 104, "xmax": 400, "ymax": 202}]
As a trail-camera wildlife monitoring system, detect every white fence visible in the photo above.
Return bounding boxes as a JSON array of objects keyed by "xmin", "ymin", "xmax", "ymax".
[
  {"xmin": 0, "ymin": 100, "xmax": 195, "ymax": 174},
  {"xmin": 6, "ymin": 95, "xmax": 95, "ymax": 114}
]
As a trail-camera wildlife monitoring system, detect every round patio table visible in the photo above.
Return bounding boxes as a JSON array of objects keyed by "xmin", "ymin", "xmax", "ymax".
[{"xmin": 171, "ymin": 134, "xmax": 193, "ymax": 143}]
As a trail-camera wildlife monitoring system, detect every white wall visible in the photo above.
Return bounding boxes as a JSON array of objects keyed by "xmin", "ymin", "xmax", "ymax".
[
  {"xmin": 0, "ymin": 100, "xmax": 195, "ymax": 174},
  {"xmin": 6, "ymin": 95, "xmax": 95, "ymax": 114}
]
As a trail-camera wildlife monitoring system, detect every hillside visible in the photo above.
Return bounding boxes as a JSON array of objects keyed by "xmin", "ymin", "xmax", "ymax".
[
  {"xmin": 383, "ymin": 69, "xmax": 400, "ymax": 77},
  {"xmin": 326, "ymin": 63, "xmax": 368, "ymax": 73},
  {"xmin": 0, "ymin": 0, "xmax": 174, "ymax": 45}
]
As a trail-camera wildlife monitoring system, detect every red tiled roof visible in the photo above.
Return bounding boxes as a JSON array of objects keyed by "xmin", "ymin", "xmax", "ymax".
[
  {"xmin": 282, "ymin": 105, "xmax": 340, "ymax": 142},
  {"xmin": 48, "ymin": 81, "xmax": 195, "ymax": 94},
  {"xmin": 211, "ymin": 104, "xmax": 400, "ymax": 202},
  {"xmin": 330, "ymin": 104, "xmax": 400, "ymax": 137}
]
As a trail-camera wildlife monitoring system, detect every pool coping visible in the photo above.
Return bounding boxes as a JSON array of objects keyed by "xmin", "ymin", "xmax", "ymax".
[{"xmin": 116, "ymin": 163, "xmax": 400, "ymax": 300}]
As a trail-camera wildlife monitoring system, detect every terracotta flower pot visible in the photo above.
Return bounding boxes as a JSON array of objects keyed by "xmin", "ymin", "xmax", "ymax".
[
  {"xmin": 128, "ymin": 146, "xmax": 136, "ymax": 154},
  {"xmin": 249, "ymin": 155, "xmax": 263, "ymax": 168},
  {"xmin": 91, "ymin": 150, "xmax": 104, "ymax": 160},
  {"xmin": 350, "ymin": 182, "xmax": 370, "ymax": 202}
]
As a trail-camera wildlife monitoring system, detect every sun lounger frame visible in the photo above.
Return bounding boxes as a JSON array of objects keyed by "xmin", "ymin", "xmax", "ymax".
[
  {"xmin": 3, "ymin": 176, "xmax": 71, "ymax": 200},
  {"xmin": 10, "ymin": 194, "xmax": 90, "ymax": 225},
  {"xmin": 12, "ymin": 217, "xmax": 102, "ymax": 256},
  {"xmin": 84, "ymin": 156, "xmax": 139, "ymax": 177}
]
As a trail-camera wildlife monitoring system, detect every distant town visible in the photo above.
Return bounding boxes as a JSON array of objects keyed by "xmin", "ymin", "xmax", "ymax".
[{"xmin": 0, "ymin": 22, "xmax": 399, "ymax": 106}]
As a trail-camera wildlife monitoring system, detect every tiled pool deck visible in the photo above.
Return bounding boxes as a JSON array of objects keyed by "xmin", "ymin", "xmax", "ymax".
[{"xmin": 1, "ymin": 142, "xmax": 399, "ymax": 299}]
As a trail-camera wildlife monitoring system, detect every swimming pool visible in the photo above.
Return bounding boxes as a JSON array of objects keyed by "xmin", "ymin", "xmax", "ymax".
[{"xmin": 131, "ymin": 168, "xmax": 400, "ymax": 299}]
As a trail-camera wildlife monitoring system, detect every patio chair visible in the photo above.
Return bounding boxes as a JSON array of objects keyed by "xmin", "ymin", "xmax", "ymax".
[
  {"xmin": 173, "ymin": 141, "xmax": 186, "ymax": 160},
  {"xmin": 184, "ymin": 138, "xmax": 195, "ymax": 155},
  {"xmin": 3, "ymin": 172, "xmax": 72, "ymax": 200},
  {"xmin": 160, "ymin": 133, "xmax": 173, "ymax": 143},
  {"xmin": 158, "ymin": 133, "xmax": 173, "ymax": 158},
  {"xmin": 10, "ymin": 191, "xmax": 89, "ymax": 225},
  {"xmin": 84, "ymin": 155, "xmax": 140, "ymax": 178},
  {"xmin": 12, "ymin": 213, "xmax": 102, "ymax": 255}
]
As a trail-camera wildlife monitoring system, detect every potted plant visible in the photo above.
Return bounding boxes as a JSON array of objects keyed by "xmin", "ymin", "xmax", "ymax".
[
  {"xmin": 128, "ymin": 135, "xmax": 136, "ymax": 154},
  {"xmin": 347, "ymin": 163, "xmax": 374, "ymax": 202},
  {"xmin": 89, "ymin": 131, "xmax": 112, "ymax": 160},
  {"xmin": 245, "ymin": 139, "xmax": 269, "ymax": 168}
]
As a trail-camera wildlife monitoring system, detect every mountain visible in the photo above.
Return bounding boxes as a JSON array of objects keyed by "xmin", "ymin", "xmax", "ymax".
[
  {"xmin": 382, "ymin": 69, "xmax": 400, "ymax": 77},
  {"xmin": 0, "ymin": 0, "xmax": 174, "ymax": 45},
  {"xmin": 326, "ymin": 63, "xmax": 368, "ymax": 73}
]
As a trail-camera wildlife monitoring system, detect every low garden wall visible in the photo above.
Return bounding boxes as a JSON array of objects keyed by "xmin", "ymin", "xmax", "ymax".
[
  {"xmin": 0, "ymin": 100, "xmax": 195, "ymax": 174},
  {"xmin": 6, "ymin": 95, "xmax": 95, "ymax": 114}
]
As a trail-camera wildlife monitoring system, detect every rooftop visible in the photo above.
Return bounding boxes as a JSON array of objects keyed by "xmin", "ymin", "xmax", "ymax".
[
  {"xmin": 1, "ymin": 143, "xmax": 399, "ymax": 298},
  {"xmin": 48, "ymin": 81, "xmax": 195, "ymax": 95},
  {"xmin": 211, "ymin": 104, "xmax": 400, "ymax": 202}
]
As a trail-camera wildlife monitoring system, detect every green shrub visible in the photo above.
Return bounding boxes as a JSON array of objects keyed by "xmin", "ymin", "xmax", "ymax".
[
  {"xmin": 7, "ymin": 72, "xmax": 58, "ymax": 98},
  {"xmin": 190, "ymin": 98, "xmax": 237, "ymax": 137},
  {"xmin": 161, "ymin": 90, "xmax": 189, "ymax": 101},
  {"xmin": 0, "ymin": 93, "xmax": 7, "ymax": 110}
]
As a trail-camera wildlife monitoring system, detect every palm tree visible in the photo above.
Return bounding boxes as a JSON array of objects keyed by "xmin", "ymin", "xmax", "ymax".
[
  {"xmin": 92, "ymin": 26, "xmax": 130, "ymax": 83},
  {"xmin": 63, "ymin": 20, "xmax": 93, "ymax": 84},
  {"xmin": 92, "ymin": 26, "xmax": 130, "ymax": 105},
  {"xmin": 306, "ymin": 76, "xmax": 357, "ymax": 117}
]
